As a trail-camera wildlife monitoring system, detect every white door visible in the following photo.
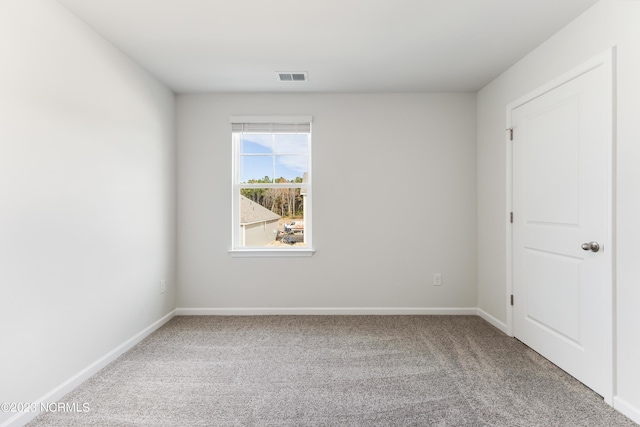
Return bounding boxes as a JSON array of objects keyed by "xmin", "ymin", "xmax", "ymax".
[{"xmin": 511, "ymin": 54, "xmax": 613, "ymax": 401}]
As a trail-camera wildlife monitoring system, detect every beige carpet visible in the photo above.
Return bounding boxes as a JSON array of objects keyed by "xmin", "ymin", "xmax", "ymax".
[{"xmin": 28, "ymin": 315, "xmax": 636, "ymax": 426}]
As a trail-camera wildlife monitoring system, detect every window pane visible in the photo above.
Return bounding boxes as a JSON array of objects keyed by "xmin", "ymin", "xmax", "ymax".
[
  {"xmin": 240, "ymin": 156, "xmax": 273, "ymax": 183},
  {"xmin": 274, "ymin": 133, "xmax": 309, "ymax": 154},
  {"xmin": 275, "ymin": 156, "xmax": 307, "ymax": 182},
  {"xmin": 240, "ymin": 134, "xmax": 273, "ymax": 154},
  {"xmin": 238, "ymin": 189, "xmax": 306, "ymax": 248}
]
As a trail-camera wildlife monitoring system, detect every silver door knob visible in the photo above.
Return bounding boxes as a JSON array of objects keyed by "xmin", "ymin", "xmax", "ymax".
[{"xmin": 581, "ymin": 241, "xmax": 600, "ymax": 252}]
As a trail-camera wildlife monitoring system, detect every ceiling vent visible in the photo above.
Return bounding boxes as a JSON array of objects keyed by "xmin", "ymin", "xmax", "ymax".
[{"xmin": 277, "ymin": 72, "xmax": 308, "ymax": 82}]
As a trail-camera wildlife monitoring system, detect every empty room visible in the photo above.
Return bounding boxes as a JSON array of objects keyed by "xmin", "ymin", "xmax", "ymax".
[{"xmin": 1, "ymin": 0, "xmax": 639, "ymax": 425}]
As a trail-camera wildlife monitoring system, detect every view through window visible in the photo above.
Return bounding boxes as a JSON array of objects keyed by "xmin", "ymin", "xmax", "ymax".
[{"xmin": 231, "ymin": 118, "xmax": 311, "ymax": 250}]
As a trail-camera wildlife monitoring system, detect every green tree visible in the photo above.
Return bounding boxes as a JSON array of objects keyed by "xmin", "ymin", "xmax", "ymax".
[{"xmin": 241, "ymin": 176, "xmax": 304, "ymax": 218}]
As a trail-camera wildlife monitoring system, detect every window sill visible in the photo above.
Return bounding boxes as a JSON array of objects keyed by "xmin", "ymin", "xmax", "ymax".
[{"xmin": 229, "ymin": 248, "xmax": 315, "ymax": 258}]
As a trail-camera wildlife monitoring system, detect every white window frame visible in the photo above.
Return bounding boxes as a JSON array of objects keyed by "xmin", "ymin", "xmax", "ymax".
[{"xmin": 229, "ymin": 115, "xmax": 314, "ymax": 257}]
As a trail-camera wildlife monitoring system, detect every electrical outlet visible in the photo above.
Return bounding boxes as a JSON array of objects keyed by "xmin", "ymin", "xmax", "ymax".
[
  {"xmin": 160, "ymin": 279, "xmax": 166, "ymax": 294},
  {"xmin": 433, "ymin": 273, "xmax": 442, "ymax": 286}
]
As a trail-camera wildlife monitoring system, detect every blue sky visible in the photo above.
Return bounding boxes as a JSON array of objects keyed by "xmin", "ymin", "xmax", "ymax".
[{"xmin": 240, "ymin": 133, "xmax": 308, "ymax": 182}]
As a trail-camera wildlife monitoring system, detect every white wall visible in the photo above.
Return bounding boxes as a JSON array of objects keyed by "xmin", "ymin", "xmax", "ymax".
[
  {"xmin": 177, "ymin": 93, "xmax": 477, "ymax": 312},
  {"xmin": 477, "ymin": 0, "xmax": 640, "ymax": 421},
  {"xmin": 0, "ymin": 1, "xmax": 175, "ymax": 424}
]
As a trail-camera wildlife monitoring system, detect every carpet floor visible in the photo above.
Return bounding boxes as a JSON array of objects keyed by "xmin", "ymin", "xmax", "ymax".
[{"xmin": 27, "ymin": 315, "xmax": 636, "ymax": 426}]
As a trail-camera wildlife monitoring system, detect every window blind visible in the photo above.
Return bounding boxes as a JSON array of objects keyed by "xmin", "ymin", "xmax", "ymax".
[
  {"xmin": 231, "ymin": 122, "xmax": 310, "ymax": 133},
  {"xmin": 230, "ymin": 116, "xmax": 312, "ymax": 134}
]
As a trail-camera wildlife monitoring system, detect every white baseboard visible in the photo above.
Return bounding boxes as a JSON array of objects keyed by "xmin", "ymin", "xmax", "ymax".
[
  {"xmin": 175, "ymin": 307, "xmax": 478, "ymax": 316},
  {"xmin": 176, "ymin": 307, "xmax": 511, "ymax": 334},
  {"xmin": 2, "ymin": 310, "xmax": 176, "ymax": 427},
  {"xmin": 614, "ymin": 396, "xmax": 640, "ymax": 425},
  {"xmin": 477, "ymin": 308, "xmax": 509, "ymax": 335}
]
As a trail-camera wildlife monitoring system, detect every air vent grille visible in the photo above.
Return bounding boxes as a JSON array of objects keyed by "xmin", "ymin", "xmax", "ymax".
[{"xmin": 277, "ymin": 72, "xmax": 308, "ymax": 82}]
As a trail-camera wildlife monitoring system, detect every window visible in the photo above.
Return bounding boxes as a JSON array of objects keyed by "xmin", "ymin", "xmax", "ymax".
[{"xmin": 230, "ymin": 116, "xmax": 313, "ymax": 257}]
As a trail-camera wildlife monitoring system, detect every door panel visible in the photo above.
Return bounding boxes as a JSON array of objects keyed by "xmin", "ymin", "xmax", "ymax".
[
  {"xmin": 511, "ymin": 57, "xmax": 612, "ymax": 400},
  {"xmin": 524, "ymin": 248, "xmax": 581, "ymax": 343},
  {"xmin": 524, "ymin": 99, "xmax": 580, "ymax": 225}
]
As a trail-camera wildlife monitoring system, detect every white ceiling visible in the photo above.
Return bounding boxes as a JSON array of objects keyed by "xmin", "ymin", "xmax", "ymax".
[{"xmin": 56, "ymin": 0, "xmax": 599, "ymax": 93}]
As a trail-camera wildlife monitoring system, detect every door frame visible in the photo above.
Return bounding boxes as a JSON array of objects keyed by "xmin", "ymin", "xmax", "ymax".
[{"xmin": 505, "ymin": 48, "xmax": 616, "ymax": 404}]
